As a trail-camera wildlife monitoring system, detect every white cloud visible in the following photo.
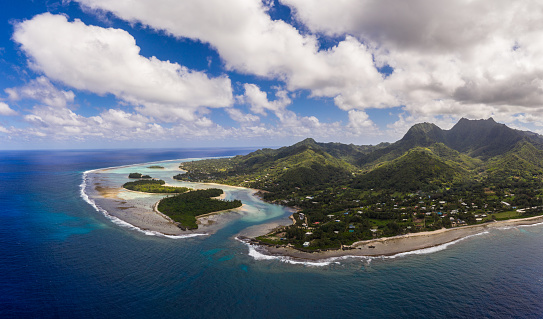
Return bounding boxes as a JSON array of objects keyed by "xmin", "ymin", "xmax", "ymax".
[
  {"xmin": 0, "ymin": 102, "xmax": 18, "ymax": 116},
  {"xmin": 226, "ymin": 108, "xmax": 260, "ymax": 123},
  {"xmin": 19, "ymin": 104, "xmax": 164, "ymax": 140},
  {"xmin": 5, "ymin": 77, "xmax": 74, "ymax": 108},
  {"xmin": 13, "ymin": 13, "xmax": 233, "ymax": 121},
  {"xmin": 241, "ymin": 83, "xmax": 376, "ymax": 139},
  {"xmin": 283, "ymin": 0, "xmax": 543, "ymax": 119},
  {"xmin": 99, "ymin": 109, "xmax": 148, "ymax": 129},
  {"xmin": 347, "ymin": 110, "xmax": 376, "ymax": 134},
  {"xmin": 242, "ymin": 84, "xmax": 291, "ymax": 116},
  {"xmin": 75, "ymin": 0, "xmax": 396, "ymax": 110}
]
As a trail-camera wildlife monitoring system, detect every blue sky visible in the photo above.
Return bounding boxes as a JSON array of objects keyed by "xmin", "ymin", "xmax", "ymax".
[{"xmin": 2, "ymin": 0, "xmax": 543, "ymax": 149}]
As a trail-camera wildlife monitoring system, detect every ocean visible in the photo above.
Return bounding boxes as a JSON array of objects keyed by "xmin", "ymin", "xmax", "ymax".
[{"xmin": 1, "ymin": 148, "xmax": 543, "ymax": 318}]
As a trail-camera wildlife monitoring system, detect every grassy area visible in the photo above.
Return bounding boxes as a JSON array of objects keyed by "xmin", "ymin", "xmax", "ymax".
[
  {"xmin": 255, "ymin": 236, "xmax": 283, "ymax": 246},
  {"xmin": 123, "ymin": 180, "xmax": 190, "ymax": 193},
  {"xmin": 492, "ymin": 210, "xmax": 520, "ymax": 220},
  {"xmin": 147, "ymin": 165, "xmax": 164, "ymax": 169}
]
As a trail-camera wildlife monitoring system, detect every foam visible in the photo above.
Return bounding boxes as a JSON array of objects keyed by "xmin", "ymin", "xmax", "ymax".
[
  {"xmin": 382, "ymin": 231, "xmax": 490, "ymax": 259},
  {"xmin": 237, "ymin": 237, "xmax": 337, "ymax": 266},
  {"xmin": 495, "ymin": 220, "xmax": 543, "ymax": 230},
  {"xmin": 238, "ymin": 231, "xmax": 492, "ymax": 265},
  {"xmin": 517, "ymin": 221, "xmax": 543, "ymax": 228}
]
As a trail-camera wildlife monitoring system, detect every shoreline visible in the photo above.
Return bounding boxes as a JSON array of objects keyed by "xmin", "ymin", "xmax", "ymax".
[
  {"xmin": 153, "ymin": 195, "xmax": 246, "ymax": 229},
  {"xmin": 241, "ymin": 214, "xmax": 543, "ymax": 261},
  {"xmin": 85, "ymin": 165, "xmax": 254, "ymax": 237},
  {"xmin": 84, "ymin": 159, "xmax": 543, "ymax": 262}
]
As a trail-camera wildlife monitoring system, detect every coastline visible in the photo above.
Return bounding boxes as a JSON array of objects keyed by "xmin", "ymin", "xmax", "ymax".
[
  {"xmin": 83, "ymin": 165, "xmax": 253, "ymax": 237},
  {"xmin": 241, "ymin": 215, "xmax": 543, "ymax": 261},
  {"xmin": 84, "ymin": 159, "xmax": 543, "ymax": 261},
  {"xmin": 243, "ymin": 215, "xmax": 543, "ymax": 261},
  {"xmin": 168, "ymin": 178, "xmax": 543, "ymax": 261},
  {"xmin": 153, "ymin": 195, "xmax": 246, "ymax": 229}
]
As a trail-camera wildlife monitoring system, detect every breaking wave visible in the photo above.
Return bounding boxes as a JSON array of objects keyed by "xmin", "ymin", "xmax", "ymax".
[
  {"xmin": 238, "ymin": 231, "xmax": 491, "ymax": 265},
  {"xmin": 80, "ymin": 169, "xmax": 207, "ymax": 239}
]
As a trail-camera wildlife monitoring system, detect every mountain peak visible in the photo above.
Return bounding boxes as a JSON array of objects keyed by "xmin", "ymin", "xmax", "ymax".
[
  {"xmin": 294, "ymin": 138, "xmax": 317, "ymax": 147},
  {"xmin": 401, "ymin": 122, "xmax": 445, "ymax": 146},
  {"xmin": 446, "ymin": 117, "xmax": 521, "ymax": 157},
  {"xmin": 452, "ymin": 117, "xmax": 498, "ymax": 130}
]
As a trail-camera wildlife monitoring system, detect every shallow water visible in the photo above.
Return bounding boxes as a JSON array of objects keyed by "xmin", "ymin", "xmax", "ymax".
[{"xmin": 2, "ymin": 149, "xmax": 543, "ymax": 318}]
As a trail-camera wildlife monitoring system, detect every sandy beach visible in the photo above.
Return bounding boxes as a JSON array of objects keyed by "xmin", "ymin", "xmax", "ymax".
[
  {"xmin": 86, "ymin": 168, "xmax": 252, "ymax": 236},
  {"xmin": 88, "ymin": 164, "xmax": 543, "ymax": 260},
  {"xmin": 242, "ymin": 215, "xmax": 543, "ymax": 260}
]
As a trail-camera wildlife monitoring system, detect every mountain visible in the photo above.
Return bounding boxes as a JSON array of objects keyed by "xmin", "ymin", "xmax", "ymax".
[
  {"xmin": 486, "ymin": 141, "xmax": 543, "ymax": 181},
  {"xmin": 400, "ymin": 122, "xmax": 447, "ymax": 147},
  {"xmin": 355, "ymin": 118, "xmax": 543, "ymax": 169},
  {"xmin": 176, "ymin": 137, "xmax": 356, "ymax": 193},
  {"xmin": 177, "ymin": 118, "xmax": 543, "ymax": 248},
  {"xmin": 177, "ymin": 118, "xmax": 543, "ymax": 194},
  {"xmin": 351, "ymin": 147, "xmax": 463, "ymax": 191},
  {"xmin": 446, "ymin": 118, "xmax": 524, "ymax": 157}
]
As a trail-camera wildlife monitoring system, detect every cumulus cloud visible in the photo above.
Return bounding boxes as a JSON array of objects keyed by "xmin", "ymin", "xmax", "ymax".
[
  {"xmin": 20, "ymin": 104, "xmax": 162, "ymax": 140},
  {"xmin": 13, "ymin": 1, "xmax": 543, "ymax": 146},
  {"xmin": 5, "ymin": 77, "xmax": 74, "ymax": 108},
  {"xmin": 242, "ymin": 84, "xmax": 291, "ymax": 116},
  {"xmin": 75, "ymin": 0, "xmax": 396, "ymax": 110},
  {"xmin": 0, "ymin": 102, "xmax": 18, "ymax": 116},
  {"xmin": 240, "ymin": 83, "xmax": 373, "ymax": 139},
  {"xmin": 77, "ymin": 0, "xmax": 543, "ymax": 128},
  {"xmin": 283, "ymin": 0, "xmax": 543, "ymax": 119},
  {"xmin": 347, "ymin": 110, "xmax": 376, "ymax": 134},
  {"xmin": 13, "ymin": 13, "xmax": 233, "ymax": 121},
  {"xmin": 226, "ymin": 108, "xmax": 260, "ymax": 123}
]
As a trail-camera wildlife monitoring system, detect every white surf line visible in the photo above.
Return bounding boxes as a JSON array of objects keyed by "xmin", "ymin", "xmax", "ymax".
[
  {"xmin": 80, "ymin": 168, "xmax": 207, "ymax": 239},
  {"xmin": 237, "ymin": 230, "xmax": 492, "ymax": 265}
]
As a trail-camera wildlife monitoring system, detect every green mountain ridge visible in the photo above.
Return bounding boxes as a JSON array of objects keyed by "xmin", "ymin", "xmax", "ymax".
[
  {"xmin": 486, "ymin": 141, "xmax": 543, "ymax": 181},
  {"xmin": 176, "ymin": 118, "xmax": 543, "ymax": 249},
  {"xmin": 352, "ymin": 147, "xmax": 462, "ymax": 192},
  {"xmin": 359, "ymin": 118, "xmax": 543, "ymax": 168},
  {"xmin": 177, "ymin": 118, "xmax": 543, "ymax": 193}
]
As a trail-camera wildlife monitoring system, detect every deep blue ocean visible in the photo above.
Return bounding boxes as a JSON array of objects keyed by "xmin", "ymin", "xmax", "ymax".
[{"xmin": 2, "ymin": 148, "xmax": 543, "ymax": 318}]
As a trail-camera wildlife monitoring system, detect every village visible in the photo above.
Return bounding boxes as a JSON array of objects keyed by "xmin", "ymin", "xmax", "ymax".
[{"xmin": 257, "ymin": 183, "xmax": 543, "ymax": 250}]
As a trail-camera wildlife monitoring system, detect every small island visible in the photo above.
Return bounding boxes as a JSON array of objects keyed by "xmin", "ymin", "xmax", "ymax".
[
  {"xmin": 128, "ymin": 172, "xmax": 152, "ymax": 179},
  {"xmin": 123, "ymin": 179, "xmax": 190, "ymax": 193},
  {"xmin": 147, "ymin": 165, "xmax": 164, "ymax": 169},
  {"xmin": 157, "ymin": 188, "xmax": 243, "ymax": 229}
]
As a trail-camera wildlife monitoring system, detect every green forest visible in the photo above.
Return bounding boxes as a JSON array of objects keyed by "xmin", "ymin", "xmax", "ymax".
[
  {"xmin": 123, "ymin": 179, "xmax": 190, "ymax": 193},
  {"xmin": 128, "ymin": 172, "xmax": 152, "ymax": 179},
  {"xmin": 157, "ymin": 189, "xmax": 242, "ymax": 229},
  {"xmin": 174, "ymin": 118, "xmax": 543, "ymax": 250}
]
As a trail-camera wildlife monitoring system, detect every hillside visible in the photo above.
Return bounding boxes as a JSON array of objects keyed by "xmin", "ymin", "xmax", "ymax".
[
  {"xmin": 351, "ymin": 147, "xmax": 464, "ymax": 192},
  {"xmin": 175, "ymin": 139, "xmax": 355, "ymax": 192},
  {"xmin": 174, "ymin": 118, "xmax": 543, "ymax": 250},
  {"xmin": 486, "ymin": 141, "xmax": 543, "ymax": 181},
  {"xmin": 355, "ymin": 118, "xmax": 543, "ymax": 168}
]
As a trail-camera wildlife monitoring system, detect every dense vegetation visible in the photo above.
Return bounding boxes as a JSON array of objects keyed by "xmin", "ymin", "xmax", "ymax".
[
  {"xmin": 128, "ymin": 172, "xmax": 151, "ymax": 179},
  {"xmin": 174, "ymin": 118, "xmax": 543, "ymax": 250},
  {"xmin": 123, "ymin": 179, "xmax": 190, "ymax": 193},
  {"xmin": 157, "ymin": 189, "xmax": 242, "ymax": 229},
  {"xmin": 147, "ymin": 165, "xmax": 164, "ymax": 169}
]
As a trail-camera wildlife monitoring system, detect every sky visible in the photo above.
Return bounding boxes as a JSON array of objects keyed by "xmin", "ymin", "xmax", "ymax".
[{"xmin": 2, "ymin": 0, "xmax": 543, "ymax": 149}]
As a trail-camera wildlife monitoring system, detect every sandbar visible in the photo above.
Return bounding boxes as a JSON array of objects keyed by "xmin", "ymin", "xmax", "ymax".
[{"xmin": 85, "ymin": 168, "xmax": 251, "ymax": 236}]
